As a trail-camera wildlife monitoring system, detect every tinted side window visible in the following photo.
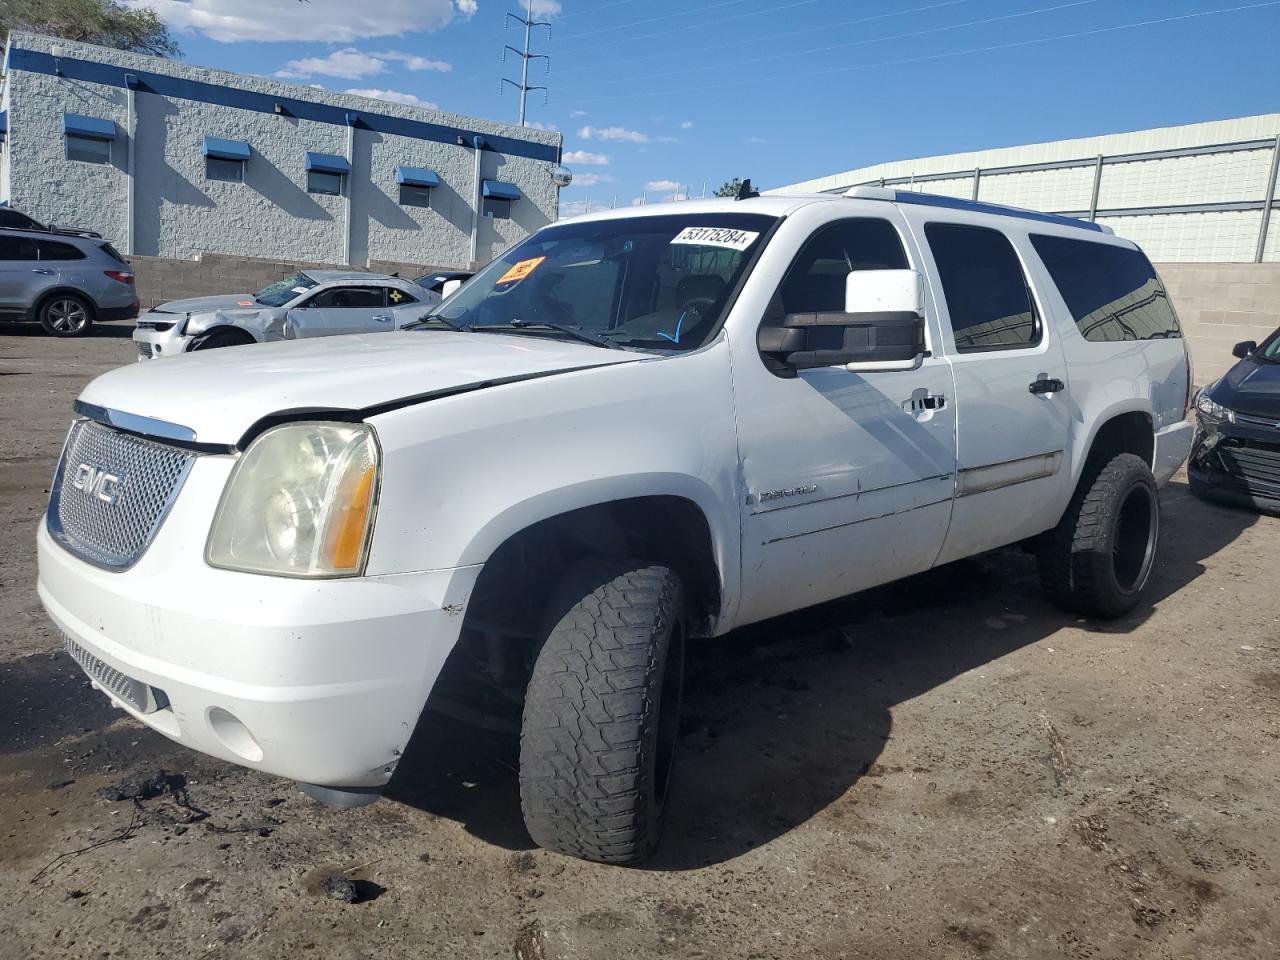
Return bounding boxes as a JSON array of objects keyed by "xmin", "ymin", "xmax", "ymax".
[
  {"xmin": 926, "ymin": 223, "xmax": 1038, "ymax": 352},
  {"xmin": 0, "ymin": 210, "xmax": 39, "ymax": 229},
  {"xmin": 0, "ymin": 236, "xmax": 39, "ymax": 260},
  {"xmin": 387, "ymin": 287, "xmax": 417, "ymax": 306},
  {"xmin": 37, "ymin": 239, "xmax": 87, "ymax": 261},
  {"xmin": 774, "ymin": 218, "xmax": 909, "ymax": 315},
  {"xmin": 307, "ymin": 286, "xmax": 386, "ymax": 308},
  {"xmin": 1030, "ymin": 234, "xmax": 1181, "ymax": 341}
]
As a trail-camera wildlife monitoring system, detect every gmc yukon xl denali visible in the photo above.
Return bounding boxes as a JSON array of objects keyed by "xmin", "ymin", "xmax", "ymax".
[{"xmin": 38, "ymin": 189, "xmax": 1194, "ymax": 864}]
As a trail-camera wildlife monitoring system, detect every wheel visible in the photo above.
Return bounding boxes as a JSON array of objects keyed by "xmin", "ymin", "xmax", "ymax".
[
  {"xmin": 39, "ymin": 294, "xmax": 94, "ymax": 337},
  {"xmin": 188, "ymin": 328, "xmax": 256, "ymax": 351},
  {"xmin": 519, "ymin": 559, "xmax": 685, "ymax": 864},
  {"xmin": 1038, "ymin": 452, "xmax": 1159, "ymax": 618}
]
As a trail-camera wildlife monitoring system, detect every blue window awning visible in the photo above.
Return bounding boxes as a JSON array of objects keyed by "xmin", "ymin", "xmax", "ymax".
[
  {"xmin": 396, "ymin": 166, "xmax": 440, "ymax": 188},
  {"xmin": 0, "ymin": 110, "xmax": 6, "ymax": 143},
  {"xmin": 203, "ymin": 136, "xmax": 250, "ymax": 161},
  {"xmin": 482, "ymin": 180, "xmax": 520, "ymax": 201},
  {"xmin": 305, "ymin": 151, "xmax": 350, "ymax": 175},
  {"xmin": 64, "ymin": 113, "xmax": 117, "ymax": 141}
]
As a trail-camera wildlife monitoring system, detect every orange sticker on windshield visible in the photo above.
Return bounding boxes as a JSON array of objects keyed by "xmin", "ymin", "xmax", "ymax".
[{"xmin": 496, "ymin": 256, "xmax": 545, "ymax": 285}]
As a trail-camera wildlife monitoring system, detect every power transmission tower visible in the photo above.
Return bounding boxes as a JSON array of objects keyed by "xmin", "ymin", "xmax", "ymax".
[{"xmin": 501, "ymin": 1, "xmax": 550, "ymax": 127}]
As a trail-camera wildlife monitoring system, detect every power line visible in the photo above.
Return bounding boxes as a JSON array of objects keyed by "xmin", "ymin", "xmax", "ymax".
[
  {"xmin": 554, "ymin": 0, "xmax": 974, "ymax": 76},
  {"xmin": 555, "ymin": 0, "xmax": 646, "ymax": 20},
  {"xmin": 570, "ymin": 0, "xmax": 1280, "ymax": 104},
  {"xmin": 557, "ymin": 0, "xmax": 1100, "ymax": 91},
  {"xmin": 557, "ymin": 0, "xmax": 765, "ymax": 42},
  {"xmin": 559, "ymin": 0, "xmax": 823, "ymax": 54}
]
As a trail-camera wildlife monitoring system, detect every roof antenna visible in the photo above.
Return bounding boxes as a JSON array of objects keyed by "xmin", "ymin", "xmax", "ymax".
[{"xmin": 735, "ymin": 178, "xmax": 759, "ymax": 201}]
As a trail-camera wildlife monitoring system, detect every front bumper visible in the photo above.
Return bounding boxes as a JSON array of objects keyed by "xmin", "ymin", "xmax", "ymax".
[
  {"xmin": 133, "ymin": 315, "xmax": 194, "ymax": 360},
  {"xmin": 37, "ymin": 515, "xmax": 481, "ymax": 787},
  {"xmin": 1188, "ymin": 419, "xmax": 1280, "ymax": 515}
]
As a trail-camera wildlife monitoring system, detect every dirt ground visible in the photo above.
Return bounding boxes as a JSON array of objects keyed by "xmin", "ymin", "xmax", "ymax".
[{"xmin": 1, "ymin": 322, "xmax": 1278, "ymax": 960}]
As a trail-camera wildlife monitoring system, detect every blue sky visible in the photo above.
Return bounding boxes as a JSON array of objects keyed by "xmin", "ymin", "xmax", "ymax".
[{"xmin": 130, "ymin": 0, "xmax": 1280, "ymax": 213}]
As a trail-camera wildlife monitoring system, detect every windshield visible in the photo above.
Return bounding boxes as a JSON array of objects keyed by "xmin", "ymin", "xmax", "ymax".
[
  {"xmin": 255, "ymin": 272, "xmax": 317, "ymax": 307},
  {"xmin": 430, "ymin": 213, "xmax": 777, "ymax": 351},
  {"xmin": 1258, "ymin": 328, "xmax": 1280, "ymax": 361}
]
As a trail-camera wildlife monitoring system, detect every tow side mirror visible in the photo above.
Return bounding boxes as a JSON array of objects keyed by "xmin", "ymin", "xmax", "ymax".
[
  {"xmin": 758, "ymin": 269, "xmax": 927, "ymax": 373},
  {"xmin": 1233, "ymin": 340, "xmax": 1256, "ymax": 359}
]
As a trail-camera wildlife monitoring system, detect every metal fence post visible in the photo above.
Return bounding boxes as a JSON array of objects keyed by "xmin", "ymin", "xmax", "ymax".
[
  {"xmin": 1255, "ymin": 134, "xmax": 1280, "ymax": 263},
  {"xmin": 972, "ymin": 167, "xmax": 981, "ymax": 201},
  {"xmin": 1089, "ymin": 154, "xmax": 1104, "ymax": 221}
]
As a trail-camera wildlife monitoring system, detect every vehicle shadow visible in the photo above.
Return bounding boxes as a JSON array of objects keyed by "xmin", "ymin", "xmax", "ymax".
[
  {"xmin": 0, "ymin": 323, "xmax": 134, "ymax": 339},
  {"xmin": 387, "ymin": 480, "xmax": 1257, "ymax": 868}
]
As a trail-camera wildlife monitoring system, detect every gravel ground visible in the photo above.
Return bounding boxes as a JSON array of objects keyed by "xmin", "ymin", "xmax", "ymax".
[{"xmin": 1, "ymin": 324, "xmax": 1277, "ymax": 960}]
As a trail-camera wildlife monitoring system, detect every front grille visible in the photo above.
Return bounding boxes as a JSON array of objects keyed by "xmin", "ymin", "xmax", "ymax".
[
  {"xmin": 1217, "ymin": 439, "xmax": 1280, "ymax": 492},
  {"xmin": 63, "ymin": 633, "xmax": 167, "ymax": 714},
  {"xmin": 49, "ymin": 419, "xmax": 196, "ymax": 569}
]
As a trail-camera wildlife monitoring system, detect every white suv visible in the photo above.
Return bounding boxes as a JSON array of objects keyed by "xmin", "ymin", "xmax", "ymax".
[{"xmin": 37, "ymin": 189, "xmax": 1193, "ymax": 864}]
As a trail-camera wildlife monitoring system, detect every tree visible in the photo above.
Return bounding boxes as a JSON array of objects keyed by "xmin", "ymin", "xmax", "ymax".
[
  {"xmin": 1, "ymin": 0, "xmax": 180, "ymax": 57},
  {"xmin": 714, "ymin": 178, "xmax": 743, "ymax": 198}
]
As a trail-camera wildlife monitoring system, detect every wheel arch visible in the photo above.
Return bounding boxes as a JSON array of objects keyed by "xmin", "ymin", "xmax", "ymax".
[
  {"xmin": 1072, "ymin": 404, "xmax": 1154, "ymax": 489},
  {"xmin": 187, "ymin": 324, "xmax": 260, "ymax": 349},
  {"xmin": 31, "ymin": 287, "xmax": 99, "ymax": 322}
]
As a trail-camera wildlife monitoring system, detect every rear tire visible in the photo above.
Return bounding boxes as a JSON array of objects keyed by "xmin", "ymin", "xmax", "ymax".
[
  {"xmin": 188, "ymin": 328, "xmax": 256, "ymax": 351},
  {"xmin": 1038, "ymin": 452, "xmax": 1159, "ymax": 618},
  {"xmin": 519, "ymin": 560, "xmax": 685, "ymax": 865},
  {"xmin": 39, "ymin": 294, "xmax": 94, "ymax": 337}
]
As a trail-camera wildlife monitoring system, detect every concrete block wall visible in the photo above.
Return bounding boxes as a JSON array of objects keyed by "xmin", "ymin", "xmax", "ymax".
[
  {"xmin": 1158, "ymin": 262, "xmax": 1280, "ymax": 382},
  {"xmin": 126, "ymin": 252, "xmax": 447, "ymax": 311}
]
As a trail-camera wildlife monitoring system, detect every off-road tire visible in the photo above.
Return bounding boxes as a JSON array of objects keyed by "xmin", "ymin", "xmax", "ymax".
[
  {"xmin": 1038, "ymin": 452, "xmax": 1159, "ymax": 618},
  {"xmin": 189, "ymin": 328, "xmax": 256, "ymax": 351},
  {"xmin": 39, "ymin": 294, "xmax": 94, "ymax": 337},
  {"xmin": 519, "ymin": 560, "xmax": 685, "ymax": 864}
]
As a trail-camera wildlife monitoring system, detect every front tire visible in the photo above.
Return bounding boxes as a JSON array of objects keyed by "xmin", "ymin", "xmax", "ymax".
[
  {"xmin": 1038, "ymin": 452, "xmax": 1159, "ymax": 618},
  {"xmin": 519, "ymin": 560, "xmax": 685, "ymax": 864},
  {"xmin": 39, "ymin": 294, "xmax": 94, "ymax": 337}
]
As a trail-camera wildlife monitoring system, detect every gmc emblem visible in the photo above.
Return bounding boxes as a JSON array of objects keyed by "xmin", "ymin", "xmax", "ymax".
[{"xmin": 72, "ymin": 463, "xmax": 121, "ymax": 504}]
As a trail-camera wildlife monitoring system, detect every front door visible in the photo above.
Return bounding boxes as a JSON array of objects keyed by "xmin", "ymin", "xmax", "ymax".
[
  {"xmin": 733, "ymin": 215, "xmax": 958, "ymax": 627},
  {"xmin": 904, "ymin": 217, "xmax": 1072, "ymax": 564},
  {"xmin": 0, "ymin": 234, "xmax": 43, "ymax": 314},
  {"xmin": 286, "ymin": 285, "xmax": 392, "ymax": 338}
]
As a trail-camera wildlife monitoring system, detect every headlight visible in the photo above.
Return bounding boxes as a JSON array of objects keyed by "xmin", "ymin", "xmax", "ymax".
[
  {"xmin": 207, "ymin": 422, "xmax": 379, "ymax": 577},
  {"xmin": 1194, "ymin": 390, "xmax": 1234, "ymax": 424}
]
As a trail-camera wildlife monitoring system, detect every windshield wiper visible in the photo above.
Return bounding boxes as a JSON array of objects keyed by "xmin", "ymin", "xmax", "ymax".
[
  {"xmin": 403, "ymin": 312, "xmax": 464, "ymax": 331},
  {"xmin": 471, "ymin": 320, "xmax": 622, "ymax": 350}
]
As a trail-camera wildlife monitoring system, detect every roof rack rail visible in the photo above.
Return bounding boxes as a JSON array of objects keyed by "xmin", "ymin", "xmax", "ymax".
[{"xmin": 842, "ymin": 186, "xmax": 1111, "ymax": 234}]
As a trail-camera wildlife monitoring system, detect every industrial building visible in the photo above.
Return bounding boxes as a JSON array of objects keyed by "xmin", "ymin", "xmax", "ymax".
[
  {"xmin": 772, "ymin": 114, "xmax": 1280, "ymax": 265},
  {"xmin": 0, "ymin": 32, "xmax": 563, "ymax": 273}
]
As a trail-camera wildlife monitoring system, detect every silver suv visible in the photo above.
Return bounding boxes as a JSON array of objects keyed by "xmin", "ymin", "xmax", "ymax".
[{"xmin": 0, "ymin": 229, "xmax": 139, "ymax": 336}]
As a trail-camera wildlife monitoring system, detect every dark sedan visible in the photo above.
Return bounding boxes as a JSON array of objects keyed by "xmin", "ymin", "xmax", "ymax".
[{"xmin": 1189, "ymin": 330, "xmax": 1280, "ymax": 514}]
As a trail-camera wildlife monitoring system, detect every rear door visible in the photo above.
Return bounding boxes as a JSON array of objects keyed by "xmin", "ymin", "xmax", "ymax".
[
  {"xmin": 286, "ymin": 285, "xmax": 392, "ymax": 338},
  {"xmin": 0, "ymin": 234, "xmax": 46, "ymax": 314},
  {"xmin": 902, "ymin": 213, "xmax": 1073, "ymax": 564}
]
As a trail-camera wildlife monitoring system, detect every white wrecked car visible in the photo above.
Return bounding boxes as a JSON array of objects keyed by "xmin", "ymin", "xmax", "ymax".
[{"xmin": 132, "ymin": 270, "xmax": 436, "ymax": 360}]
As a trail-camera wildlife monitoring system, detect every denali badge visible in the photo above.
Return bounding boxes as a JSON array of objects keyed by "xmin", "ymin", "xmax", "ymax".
[{"xmin": 72, "ymin": 463, "xmax": 121, "ymax": 504}]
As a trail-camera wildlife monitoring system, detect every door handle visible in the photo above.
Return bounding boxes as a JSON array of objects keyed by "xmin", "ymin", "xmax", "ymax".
[
  {"xmin": 903, "ymin": 393, "xmax": 947, "ymax": 414},
  {"xmin": 32, "ymin": 268, "xmax": 54, "ymax": 275},
  {"xmin": 1029, "ymin": 377, "xmax": 1065, "ymax": 395},
  {"xmin": 372, "ymin": 315, "xmax": 392, "ymax": 323}
]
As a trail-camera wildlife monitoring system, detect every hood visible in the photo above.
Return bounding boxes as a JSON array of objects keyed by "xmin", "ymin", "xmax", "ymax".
[
  {"xmin": 149, "ymin": 294, "xmax": 258, "ymax": 315},
  {"xmin": 78, "ymin": 331, "xmax": 645, "ymax": 445},
  {"xmin": 1213, "ymin": 356, "xmax": 1280, "ymax": 420}
]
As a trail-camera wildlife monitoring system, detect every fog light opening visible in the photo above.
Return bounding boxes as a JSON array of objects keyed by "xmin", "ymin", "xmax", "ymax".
[{"xmin": 207, "ymin": 706, "xmax": 264, "ymax": 762}]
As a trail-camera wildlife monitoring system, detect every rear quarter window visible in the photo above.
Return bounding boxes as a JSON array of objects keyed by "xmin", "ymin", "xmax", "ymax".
[
  {"xmin": 37, "ymin": 239, "xmax": 87, "ymax": 261},
  {"xmin": 1030, "ymin": 234, "xmax": 1181, "ymax": 341}
]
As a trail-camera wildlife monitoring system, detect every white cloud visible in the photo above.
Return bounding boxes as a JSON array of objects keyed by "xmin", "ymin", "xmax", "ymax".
[
  {"xmin": 656, "ymin": 135, "xmax": 678, "ymax": 144},
  {"xmin": 680, "ymin": 120, "xmax": 694, "ymax": 129},
  {"xmin": 373, "ymin": 51, "xmax": 452, "ymax": 72},
  {"xmin": 563, "ymin": 150, "xmax": 608, "ymax": 165},
  {"xmin": 748, "ymin": 136, "xmax": 767, "ymax": 144},
  {"xmin": 579, "ymin": 125, "xmax": 648, "ymax": 143},
  {"xmin": 276, "ymin": 48, "xmax": 450, "ymax": 80},
  {"xmin": 125, "ymin": 0, "xmax": 457, "ymax": 43},
  {"xmin": 345, "ymin": 88, "xmax": 440, "ymax": 109},
  {"xmin": 528, "ymin": 0, "xmax": 561, "ymax": 16},
  {"xmin": 559, "ymin": 198, "xmax": 596, "ymax": 218},
  {"xmin": 570, "ymin": 109, "xmax": 587, "ymax": 118},
  {"xmin": 276, "ymin": 48, "xmax": 386, "ymax": 80},
  {"xmin": 456, "ymin": 0, "xmax": 479, "ymax": 15},
  {"xmin": 525, "ymin": 120, "xmax": 558, "ymax": 131},
  {"xmin": 565, "ymin": 172, "xmax": 612, "ymax": 188},
  {"xmin": 646, "ymin": 179, "xmax": 681, "ymax": 192}
]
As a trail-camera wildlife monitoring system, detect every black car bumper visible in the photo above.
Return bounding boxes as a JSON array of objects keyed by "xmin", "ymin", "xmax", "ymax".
[{"xmin": 1189, "ymin": 421, "xmax": 1280, "ymax": 515}]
